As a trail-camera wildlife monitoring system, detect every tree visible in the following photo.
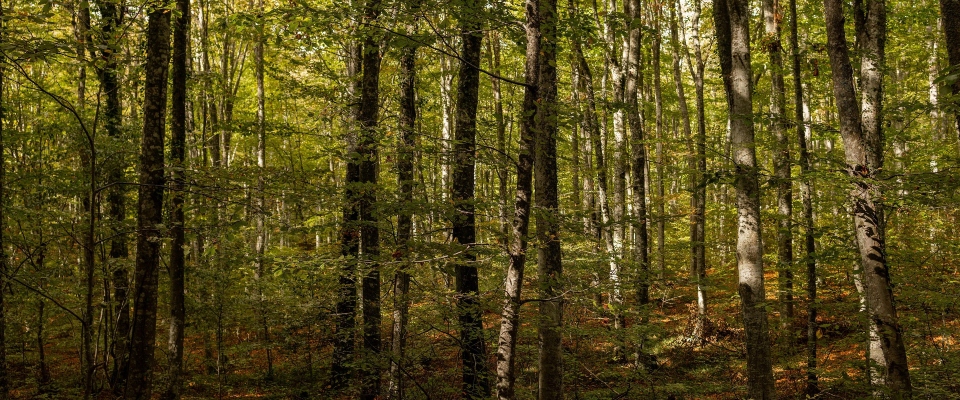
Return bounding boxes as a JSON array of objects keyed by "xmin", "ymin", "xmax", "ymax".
[
  {"xmin": 495, "ymin": 0, "xmax": 538, "ymax": 395},
  {"xmin": 715, "ymin": 0, "xmax": 776, "ymax": 396},
  {"xmin": 534, "ymin": 0, "xmax": 562, "ymax": 396},
  {"xmin": 764, "ymin": 0, "xmax": 794, "ymax": 331},
  {"xmin": 389, "ymin": 3, "xmax": 419, "ymax": 399},
  {"xmin": 451, "ymin": 0, "xmax": 489, "ymax": 396},
  {"xmin": 90, "ymin": 0, "xmax": 131, "ymax": 390},
  {"xmin": 789, "ymin": 0, "xmax": 818, "ymax": 393},
  {"xmin": 823, "ymin": 0, "xmax": 911, "ymax": 394},
  {"xmin": 125, "ymin": 2, "xmax": 171, "ymax": 398},
  {"xmin": 163, "ymin": 0, "xmax": 190, "ymax": 397}
]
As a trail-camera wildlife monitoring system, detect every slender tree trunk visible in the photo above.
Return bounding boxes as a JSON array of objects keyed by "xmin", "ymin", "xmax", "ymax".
[
  {"xmin": 330, "ymin": 36, "xmax": 362, "ymax": 390},
  {"xmin": 789, "ymin": 0, "xmax": 818, "ymax": 393},
  {"xmin": 604, "ymin": 0, "xmax": 628, "ymax": 345},
  {"xmin": 390, "ymin": 6, "xmax": 419, "ymax": 399},
  {"xmin": 125, "ymin": 4, "xmax": 171, "ymax": 399},
  {"xmin": 71, "ymin": 3, "xmax": 97, "ymax": 397},
  {"xmin": 252, "ymin": 0, "xmax": 274, "ymax": 382},
  {"xmin": 91, "ymin": 0, "xmax": 131, "ymax": 391},
  {"xmin": 163, "ymin": 0, "xmax": 189, "ymax": 397},
  {"xmin": 669, "ymin": 0, "xmax": 696, "ymax": 324},
  {"xmin": 624, "ymin": 0, "xmax": 649, "ymax": 308},
  {"xmin": 764, "ymin": 0, "xmax": 794, "ymax": 331},
  {"xmin": 452, "ymin": 0, "xmax": 488, "ymax": 395},
  {"xmin": 942, "ymin": 0, "xmax": 960, "ymax": 141},
  {"xmin": 823, "ymin": 0, "xmax": 911, "ymax": 394},
  {"xmin": 535, "ymin": 0, "xmax": 562, "ymax": 397},
  {"xmin": 716, "ymin": 0, "xmax": 776, "ymax": 396},
  {"xmin": 357, "ymin": 1, "xmax": 383, "ymax": 398},
  {"xmin": 651, "ymin": 1, "xmax": 666, "ymax": 283},
  {"xmin": 684, "ymin": 0, "xmax": 709, "ymax": 337},
  {"xmin": 495, "ymin": 0, "xmax": 538, "ymax": 396}
]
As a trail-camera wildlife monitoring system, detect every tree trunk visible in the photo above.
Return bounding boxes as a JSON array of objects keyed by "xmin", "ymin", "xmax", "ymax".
[
  {"xmin": 823, "ymin": 0, "xmax": 911, "ymax": 394},
  {"xmin": 716, "ymin": 0, "xmax": 776, "ymax": 396},
  {"xmin": 603, "ymin": 0, "xmax": 628, "ymax": 346},
  {"xmin": 252, "ymin": 0, "xmax": 274, "ymax": 383},
  {"xmin": 789, "ymin": 0, "xmax": 818, "ymax": 393},
  {"xmin": 330, "ymin": 40, "xmax": 362, "ymax": 389},
  {"xmin": 125, "ymin": 4, "xmax": 171, "ymax": 399},
  {"xmin": 535, "ymin": 0, "xmax": 562, "ymax": 397},
  {"xmin": 495, "ymin": 0, "xmax": 538, "ymax": 396},
  {"xmin": 452, "ymin": 0, "xmax": 488, "ymax": 396},
  {"xmin": 624, "ymin": 0, "xmax": 649, "ymax": 309},
  {"xmin": 651, "ymin": 1, "xmax": 666, "ymax": 285},
  {"xmin": 357, "ymin": 1, "xmax": 383, "ymax": 398},
  {"xmin": 763, "ymin": 0, "xmax": 794, "ymax": 331},
  {"xmin": 686, "ymin": 0, "xmax": 709, "ymax": 337},
  {"xmin": 669, "ymin": 0, "xmax": 696, "ymax": 326},
  {"xmin": 942, "ymin": 0, "xmax": 960, "ymax": 141},
  {"xmin": 91, "ymin": 0, "xmax": 131, "ymax": 391},
  {"xmin": 390, "ymin": 5, "xmax": 419, "ymax": 400},
  {"xmin": 162, "ymin": 0, "xmax": 189, "ymax": 397}
]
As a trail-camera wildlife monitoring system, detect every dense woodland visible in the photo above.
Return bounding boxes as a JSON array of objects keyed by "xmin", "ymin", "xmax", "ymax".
[{"xmin": 0, "ymin": 0, "xmax": 958, "ymax": 398}]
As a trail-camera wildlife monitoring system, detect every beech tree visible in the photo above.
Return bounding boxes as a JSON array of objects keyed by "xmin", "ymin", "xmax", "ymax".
[{"xmin": 125, "ymin": 3, "xmax": 171, "ymax": 398}]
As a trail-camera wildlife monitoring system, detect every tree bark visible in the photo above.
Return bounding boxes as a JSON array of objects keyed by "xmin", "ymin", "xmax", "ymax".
[
  {"xmin": 390, "ymin": 5, "xmax": 419, "ymax": 400},
  {"xmin": 452, "ymin": 0, "xmax": 489, "ymax": 395},
  {"xmin": 716, "ymin": 0, "xmax": 776, "ymax": 396},
  {"xmin": 823, "ymin": 0, "xmax": 911, "ymax": 394},
  {"xmin": 91, "ymin": 0, "xmax": 131, "ymax": 391},
  {"xmin": 789, "ymin": 0, "xmax": 818, "ymax": 393},
  {"xmin": 686, "ymin": 0, "xmax": 709, "ymax": 336},
  {"xmin": 763, "ymin": 0, "xmax": 794, "ymax": 330},
  {"xmin": 624, "ymin": 0, "xmax": 649, "ymax": 308},
  {"xmin": 330, "ymin": 39, "xmax": 362, "ymax": 389},
  {"xmin": 162, "ymin": 0, "xmax": 189, "ymax": 397},
  {"xmin": 603, "ymin": 0, "xmax": 628, "ymax": 344},
  {"xmin": 357, "ymin": 1, "xmax": 383, "ymax": 398},
  {"xmin": 125, "ymin": 3, "xmax": 171, "ymax": 398},
  {"xmin": 534, "ymin": 0, "xmax": 562, "ymax": 397},
  {"xmin": 495, "ymin": 0, "xmax": 538, "ymax": 396},
  {"xmin": 252, "ymin": 0, "xmax": 274, "ymax": 383}
]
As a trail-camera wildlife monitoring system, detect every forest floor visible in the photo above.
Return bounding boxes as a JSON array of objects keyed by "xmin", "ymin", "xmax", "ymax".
[{"xmin": 7, "ymin": 262, "xmax": 960, "ymax": 399}]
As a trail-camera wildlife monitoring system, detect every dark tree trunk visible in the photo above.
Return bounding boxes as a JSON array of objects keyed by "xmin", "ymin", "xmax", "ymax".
[
  {"xmin": 790, "ymin": 0, "xmax": 818, "ymax": 393},
  {"xmin": 452, "ymin": 0, "xmax": 489, "ymax": 397},
  {"xmin": 495, "ymin": 0, "xmax": 538, "ymax": 396},
  {"xmin": 535, "ymin": 0, "xmax": 562, "ymax": 397},
  {"xmin": 357, "ymin": 1, "xmax": 383, "ymax": 398},
  {"xmin": 624, "ymin": 0, "xmax": 649, "ymax": 308},
  {"xmin": 125, "ymin": 4, "xmax": 171, "ymax": 399},
  {"xmin": 330, "ymin": 40, "xmax": 362, "ymax": 389},
  {"xmin": 389, "ymin": 6, "xmax": 418, "ymax": 398},
  {"xmin": 91, "ymin": 0, "xmax": 131, "ymax": 391},
  {"xmin": 388, "ymin": 3, "xmax": 420, "ymax": 398},
  {"xmin": 823, "ymin": 0, "xmax": 911, "ymax": 394},
  {"xmin": 162, "ymin": 0, "xmax": 189, "ymax": 397},
  {"xmin": 942, "ymin": 0, "xmax": 960, "ymax": 141},
  {"xmin": 716, "ymin": 0, "xmax": 776, "ymax": 396}
]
